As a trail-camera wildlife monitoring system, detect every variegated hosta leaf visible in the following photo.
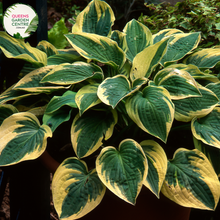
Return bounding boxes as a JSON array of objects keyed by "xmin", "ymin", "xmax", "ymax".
[
  {"xmin": 122, "ymin": 19, "xmax": 153, "ymax": 62},
  {"xmin": 75, "ymin": 83, "xmax": 101, "ymax": 115},
  {"xmin": 47, "ymin": 53, "xmax": 85, "ymax": 66},
  {"xmin": 173, "ymin": 85, "xmax": 219, "ymax": 122},
  {"xmin": 125, "ymin": 86, "xmax": 175, "ymax": 142},
  {"xmin": 193, "ymin": 137, "xmax": 220, "ymax": 177},
  {"xmin": 0, "ymin": 112, "xmax": 52, "ymax": 166},
  {"xmin": 72, "ymin": 0, "xmax": 115, "ymax": 36},
  {"xmin": 191, "ymin": 107, "xmax": 220, "ymax": 149},
  {"xmin": 166, "ymin": 64, "xmax": 219, "ymax": 83},
  {"xmin": 0, "ymin": 85, "xmax": 38, "ymax": 105},
  {"xmin": 130, "ymin": 38, "xmax": 169, "ymax": 81},
  {"xmin": 41, "ymin": 62, "xmax": 102, "ymax": 85},
  {"xmin": 154, "ymin": 67, "xmax": 201, "ymax": 100},
  {"xmin": 52, "ymin": 157, "xmax": 106, "ymax": 220},
  {"xmin": 0, "ymin": 32, "xmax": 47, "ymax": 66},
  {"xmin": 153, "ymin": 28, "xmax": 183, "ymax": 44},
  {"xmin": 206, "ymin": 82, "xmax": 220, "ymax": 105},
  {"xmin": 37, "ymin": 40, "xmax": 58, "ymax": 57},
  {"xmin": 97, "ymin": 75, "xmax": 148, "ymax": 108},
  {"xmin": 13, "ymin": 66, "xmax": 68, "ymax": 93},
  {"xmin": 140, "ymin": 140, "xmax": 167, "ymax": 198},
  {"xmin": 184, "ymin": 48, "xmax": 220, "ymax": 68},
  {"xmin": 161, "ymin": 148, "xmax": 220, "ymax": 210},
  {"xmin": 0, "ymin": 104, "xmax": 18, "ymax": 126},
  {"xmin": 65, "ymin": 33, "xmax": 126, "ymax": 70},
  {"xmin": 71, "ymin": 110, "xmax": 118, "ymax": 158},
  {"xmin": 161, "ymin": 32, "xmax": 201, "ymax": 65},
  {"xmin": 110, "ymin": 30, "xmax": 125, "ymax": 49},
  {"xmin": 96, "ymin": 139, "xmax": 148, "ymax": 205},
  {"xmin": 43, "ymin": 91, "xmax": 77, "ymax": 132}
]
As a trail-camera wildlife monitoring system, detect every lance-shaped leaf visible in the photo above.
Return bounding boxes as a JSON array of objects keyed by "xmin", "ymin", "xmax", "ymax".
[
  {"xmin": 193, "ymin": 138, "xmax": 220, "ymax": 177},
  {"xmin": 47, "ymin": 54, "xmax": 85, "ymax": 66},
  {"xmin": 75, "ymin": 83, "xmax": 101, "ymax": 115},
  {"xmin": 0, "ymin": 104, "xmax": 18, "ymax": 126},
  {"xmin": 206, "ymin": 82, "xmax": 220, "ymax": 105},
  {"xmin": 191, "ymin": 107, "xmax": 220, "ymax": 149},
  {"xmin": 0, "ymin": 112, "xmax": 52, "ymax": 166},
  {"xmin": 13, "ymin": 66, "xmax": 68, "ymax": 93},
  {"xmin": 140, "ymin": 140, "xmax": 167, "ymax": 198},
  {"xmin": 96, "ymin": 139, "xmax": 148, "ymax": 205},
  {"xmin": 43, "ymin": 91, "xmax": 77, "ymax": 132},
  {"xmin": 126, "ymin": 86, "xmax": 174, "ymax": 142},
  {"xmin": 153, "ymin": 28, "xmax": 183, "ymax": 44},
  {"xmin": 37, "ymin": 40, "xmax": 58, "ymax": 57},
  {"xmin": 65, "ymin": 33, "xmax": 126, "ymax": 70},
  {"xmin": 72, "ymin": 0, "xmax": 115, "ymax": 36},
  {"xmin": 165, "ymin": 64, "xmax": 219, "ymax": 83},
  {"xmin": 184, "ymin": 48, "xmax": 220, "ymax": 68},
  {"xmin": 52, "ymin": 157, "xmax": 106, "ymax": 220},
  {"xmin": 130, "ymin": 38, "xmax": 169, "ymax": 81},
  {"xmin": 71, "ymin": 109, "xmax": 118, "ymax": 158},
  {"xmin": 154, "ymin": 67, "xmax": 201, "ymax": 100},
  {"xmin": 173, "ymin": 85, "xmax": 219, "ymax": 122},
  {"xmin": 161, "ymin": 148, "xmax": 220, "ymax": 210},
  {"xmin": 123, "ymin": 19, "xmax": 153, "ymax": 62},
  {"xmin": 41, "ymin": 62, "xmax": 102, "ymax": 85},
  {"xmin": 97, "ymin": 75, "xmax": 147, "ymax": 108},
  {"xmin": 0, "ymin": 32, "xmax": 47, "ymax": 66},
  {"xmin": 161, "ymin": 32, "xmax": 201, "ymax": 65}
]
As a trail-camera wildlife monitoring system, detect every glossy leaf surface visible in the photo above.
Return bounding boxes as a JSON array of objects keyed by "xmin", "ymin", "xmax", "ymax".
[
  {"xmin": 52, "ymin": 157, "xmax": 105, "ymax": 219},
  {"xmin": 96, "ymin": 139, "xmax": 148, "ymax": 204}
]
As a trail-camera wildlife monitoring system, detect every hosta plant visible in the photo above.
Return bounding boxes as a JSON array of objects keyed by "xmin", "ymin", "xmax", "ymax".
[{"xmin": 0, "ymin": 0, "xmax": 220, "ymax": 219}]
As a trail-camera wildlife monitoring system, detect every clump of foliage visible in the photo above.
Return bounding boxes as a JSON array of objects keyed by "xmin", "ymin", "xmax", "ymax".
[
  {"xmin": 0, "ymin": 0, "xmax": 220, "ymax": 219},
  {"xmin": 139, "ymin": 0, "xmax": 220, "ymax": 48}
]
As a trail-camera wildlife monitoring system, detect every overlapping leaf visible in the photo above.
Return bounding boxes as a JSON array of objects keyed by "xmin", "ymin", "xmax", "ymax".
[
  {"xmin": 206, "ymin": 82, "xmax": 220, "ymax": 105},
  {"xmin": 75, "ymin": 83, "xmax": 101, "ymax": 115},
  {"xmin": 41, "ymin": 62, "xmax": 102, "ymax": 85},
  {"xmin": 72, "ymin": 0, "xmax": 115, "ymax": 36},
  {"xmin": 97, "ymin": 75, "xmax": 148, "ymax": 108},
  {"xmin": 161, "ymin": 148, "xmax": 220, "ymax": 210},
  {"xmin": 154, "ymin": 67, "xmax": 201, "ymax": 99},
  {"xmin": 52, "ymin": 157, "xmax": 106, "ymax": 220},
  {"xmin": 161, "ymin": 32, "xmax": 201, "ymax": 65},
  {"xmin": 141, "ymin": 140, "xmax": 167, "ymax": 198},
  {"xmin": 13, "ymin": 66, "xmax": 68, "ymax": 93},
  {"xmin": 0, "ymin": 32, "xmax": 47, "ymax": 66},
  {"xmin": 37, "ymin": 40, "xmax": 58, "ymax": 57},
  {"xmin": 0, "ymin": 104, "xmax": 18, "ymax": 126},
  {"xmin": 173, "ymin": 85, "xmax": 219, "ymax": 122},
  {"xmin": 122, "ymin": 19, "xmax": 153, "ymax": 61},
  {"xmin": 184, "ymin": 48, "xmax": 220, "ymax": 68},
  {"xmin": 0, "ymin": 112, "xmax": 52, "ymax": 166},
  {"xmin": 96, "ymin": 139, "xmax": 148, "ymax": 204},
  {"xmin": 130, "ymin": 38, "xmax": 169, "ymax": 81},
  {"xmin": 191, "ymin": 107, "xmax": 220, "ymax": 149},
  {"xmin": 125, "ymin": 86, "xmax": 174, "ymax": 142},
  {"xmin": 153, "ymin": 28, "xmax": 183, "ymax": 44},
  {"xmin": 66, "ymin": 33, "xmax": 126, "ymax": 70},
  {"xmin": 43, "ymin": 91, "xmax": 77, "ymax": 132},
  {"xmin": 71, "ymin": 109, "xmax": 118, "ymax": 158}
]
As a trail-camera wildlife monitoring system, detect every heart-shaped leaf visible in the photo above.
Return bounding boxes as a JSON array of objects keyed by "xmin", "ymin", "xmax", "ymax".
[
  {"xmin": 126, "ymin": 86, "xmax": 175, "ymax": 142},
  {"xmin": 52, "ymin": 157, "xmax": 106, "ymax": 219},
  {"xmin": 96, "ymin": 139, "xmax": 148, "ymax": 204},
  {"xmin": 191, "ymin": 107, "xmax": 220, "ymax": 149},
  {"xmin": 161, "ymin": 148, "xmax": 220, "ymax": 210},
  {"xmin": 0, "ymin": 112, "xmax": 52, "ymax": 166},
  {"xmin": 71, "ymin": 109, "xmax": 118, "ymax": 158}
]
